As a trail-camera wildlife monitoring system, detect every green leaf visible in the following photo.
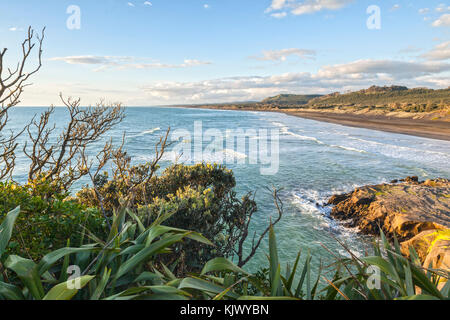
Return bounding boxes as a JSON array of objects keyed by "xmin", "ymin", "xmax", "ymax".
[
  {"xmin": 161, "ymin": 263, "xmax": 177, "ymax": 281},
  {"xmin": 91, "ymin": 268, "xmax": 111, "ymax": 300},
  {"xmin": 362, "ymin": 256, "xmax": 397, "ymax": 278},
  {"xmin": 5, "ymin": 255, "xmax": 44, "ymax": 300},
  {"xmin": 179, "ymin": 277, "xmax": 239, "ymax": 299},
  {"xmin": 0, "ymin": 281, "xmax": 25, "ymax": 300},
  {"xmin": 268, "ymin": 225, "xmax": 282, "ymax": 296},
  {"xmin": 270, "ymin": 263, "xmax": 282, "ymax": 297},
  {"xmin": 134, "ymin": 272, "xmax": 161, "ymax": 284},
  {"xmin": 295, "ymin": 252, "xmax": 311, "ymax": 297},
  {"xmin": 115, "ymin": 233, "xmax": 187, "ymax": 280},
  {"xmin": 43, "ymin": 275, "xmax": 94, "ymax": 300},
  {"xmin": 286, "ymin": 250, "xmax": 301, "ymax": 291},
  {"xmin": 408, "ymin": 264, "xmax": 445, "ymax": 299},
  {"xmin": 37, "ymin": 247, "xmax": 96, "ymax": 276},
  {"xmin": 145, "ymin": 225, "xmax": 213, "ymax": 247},
  {"xmin": 0, "ymin": 207, "xmax": 20, "ymax": 259},
  {"xmin": 126, "ymin": 209, "xmax": 145, "ymax": 233},
  {"xmin": 201, "ymin": 258, "xmax": 248, "ymax": 276},
  {"xmin": 404, "ymin": 262, "xmax": 414, "ymax": 297},
  {"xmin": 306, "ymin": 253, "xmax": 311, "ymax": 300}
]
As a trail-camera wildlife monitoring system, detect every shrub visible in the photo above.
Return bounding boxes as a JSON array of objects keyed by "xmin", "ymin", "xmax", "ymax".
[
  {"xmin": 1, "ymin": 207, "xmax": 448, "ymax": 300},
  {"xmin": 77, "ymin": 163, "xmax": 257, "ymax": 274},
  {"xmin": 178, "ymin": 227, "xmax": 450, "ymax": 301},
  {"xmin": 0, "ymin": 181, "xmax": 107, "ymax": 260},
  {"xmin": 0, "ymin": 206, "xmax": 211, "ymax": 300}
]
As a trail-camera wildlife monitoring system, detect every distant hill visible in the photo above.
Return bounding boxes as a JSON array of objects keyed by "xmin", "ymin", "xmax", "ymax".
[
  {"xmin": 262, "ymin": 94, "xmax": 322, "ymax": 105},
  {"xmin": 306, "ymin": 86, "xmax": 450, "ymax": 112},
  {"xmin": 256, "ymin": 86, "xmax": 449, "ymax": 113},
  {"xmin": 184, "ymin": 85, "xmax": 449, "ymax": 115}
]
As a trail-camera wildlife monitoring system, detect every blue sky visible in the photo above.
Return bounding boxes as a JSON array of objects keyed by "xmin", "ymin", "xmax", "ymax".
[{"xmin": 0, "ymin": 0, "xmax": 449, "ymax": 106}]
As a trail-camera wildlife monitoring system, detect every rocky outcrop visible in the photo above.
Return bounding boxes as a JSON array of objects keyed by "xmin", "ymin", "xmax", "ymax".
[{"xmin": 328, "ymin": 177, "xmax": 450, "ymax": 270}]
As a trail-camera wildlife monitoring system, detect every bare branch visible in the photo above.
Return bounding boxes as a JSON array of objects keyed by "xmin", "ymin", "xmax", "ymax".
[
  {"xmin": 24, "ymin": 94, "xmax": 125, "ymax": 192},
  {"xmin": 0, "ymin": 26, "xmax": 45, "ymax": 180},
  {"xmin": 236, "ymin": 187, "xmax": 284, "ymax": 267}
]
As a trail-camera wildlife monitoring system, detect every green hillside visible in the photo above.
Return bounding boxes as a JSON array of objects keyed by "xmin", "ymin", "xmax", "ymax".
[
  {"xmin": 262, "ymin": 94, "xmax": 322, "ymax": 105},
  {"xmin": 307, "ymin": 86, "xmax": 450, "ymax": 111},
  {"xmin": 258, "ymin": 86, "xmax": 450, "ymax": 112}
]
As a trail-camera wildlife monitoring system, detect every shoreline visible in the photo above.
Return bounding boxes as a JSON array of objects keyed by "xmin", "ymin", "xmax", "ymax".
[
  {"xmin": 284, "ymin": 110, "xmax": 450, "ymax": 142},
  {"xmin": 328, "ymin": 177, "xmax": 450, "ymax": 270},
  {"xmin": 174, "ymin": 105, "xmax": 450, "ymax": 141}
]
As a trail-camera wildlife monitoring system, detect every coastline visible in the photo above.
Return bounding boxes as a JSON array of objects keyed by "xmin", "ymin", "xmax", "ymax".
[
  {"xmin": 174, "ymin": 105, "xmax": 450, "ymax": 141},
  {"xmin": 328, "ymin": 177, "xmax": 450, "ymax": 270},
  {"xmin": 284, "ymin": 110, "xmax": 450, "ymax": 142}
]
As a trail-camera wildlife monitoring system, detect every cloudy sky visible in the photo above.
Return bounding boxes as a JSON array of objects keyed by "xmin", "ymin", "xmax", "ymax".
[{"xmin": 0, "ymin": 0, "xmax": 449, "ymax": 106}]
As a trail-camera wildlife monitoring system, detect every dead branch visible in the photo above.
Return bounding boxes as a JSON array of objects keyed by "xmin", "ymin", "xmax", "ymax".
[
  {"xmin": 0, "ymin": 26, "xmax": 45, "ymax": 109},
  {"xmin": 0, "ymin": 26, "xmax": 45, "ymax": 180},
  {"xmin": 235, "ymin": 187, "xmax": 284, "ymax": 267},
  {"xmin": 24, "ymin": 93, "xmax": 124, "ymax": 191},
  {"xmin": 110, "ymin": 127, "xmax": 172, "ymax": 210}
]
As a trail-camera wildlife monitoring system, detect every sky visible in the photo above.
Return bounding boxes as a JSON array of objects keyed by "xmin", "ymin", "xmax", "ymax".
[{"xmin": 0, "ymin": 0, "xmax": 449, "ymax": 106}]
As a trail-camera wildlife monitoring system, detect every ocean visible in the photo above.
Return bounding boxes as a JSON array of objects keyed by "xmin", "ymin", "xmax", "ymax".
[{"xmin": 6, "ymin": 106, "xmax": 450, "ymax": 273}]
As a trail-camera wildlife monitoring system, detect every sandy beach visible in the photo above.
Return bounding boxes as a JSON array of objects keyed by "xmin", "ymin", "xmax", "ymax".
[{"xmin": 284, "ymin": 110, "xmax": 450, "ymax": 141}]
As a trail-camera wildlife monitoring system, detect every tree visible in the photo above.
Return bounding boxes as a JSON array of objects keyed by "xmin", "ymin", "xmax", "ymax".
[
  {"xmin": 23, "ymin": 94, "xmax": 124, "ymax": 194},
  {"xmin": 0, "ymin": 27, "xmax": 45, "ymax": 179}
]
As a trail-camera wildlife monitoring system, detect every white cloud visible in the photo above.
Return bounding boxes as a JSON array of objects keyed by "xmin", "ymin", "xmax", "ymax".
[
  {"xmin": 140, "ymin": 59, "xmax": 450, "ymax": 103},
  {"xmin": 390, "ymin": 4, "xmax": 400, "ymax": 11},
  {"xmin": 421, "ymin": 41, "xmax": 450, "ymax": 61},
  {"xmin": 144, "ymin": 1, "xmax": 152, "ymax": 6},
  {"xmin": 204, "ymin": 4, "xmax": 210, "ymax": 9},
  {"xmin": 432, "ymin": 13, "xmax": 450, "ymax": 27},
  {"xmin": 127, "ymin": 2, "xmax": 135, "ymax": 7},
  {"xmin": 49, "ymin": 56, "xmax": 131, "ymax": 65},
  {"xmin": 316, "ymin": 59, "xmax": 449, "ymax": 78},
  {"xmin": 265, "ymin": 0, "xmax": 288, "ymax": 13},
  {"xmin": 49, "ymin": 56, "xmax": 211, "ymax": 71},
  {"xmin": 271, "ymin": 12, "xmax": 288, "ymax": 18},
  {"xmin": 436, "ymin": 4, "xmax": 450, "ymax": 13},
  {"xmin": 266, "ymin": 0, "xmax": 353, "ymax": 16},
  {"xmin": 418, "ymin": 8, "xmax": 429, "ymax": 14},
  {"xmin": 250, "ymin": 48, "xmax": 316, "ymax": 62}
]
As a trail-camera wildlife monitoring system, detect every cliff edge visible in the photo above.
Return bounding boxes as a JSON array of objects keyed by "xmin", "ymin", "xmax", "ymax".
[{"xmin": 328, "ymin": 177, "xmax": 450, "ymax": 270}]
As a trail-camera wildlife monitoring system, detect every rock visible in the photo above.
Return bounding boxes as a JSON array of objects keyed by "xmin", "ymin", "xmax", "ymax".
[
  {"xmin": 327, "ymin": 193, "xmax": 349, "ymax": 205},
  {"xmin": 404, "ymin": 176, "xmax": 419, "ymax": 183},
  {"xmin": 401, "ymin": 230, "xmax": 450, "ymax": 270},
  {"xmin": 328, "ymin": 178, "xmax": 450, "ymax": 270},
  {"xmin": 390, "ymin": 179, "xmax": 399, "ymax": 184}
]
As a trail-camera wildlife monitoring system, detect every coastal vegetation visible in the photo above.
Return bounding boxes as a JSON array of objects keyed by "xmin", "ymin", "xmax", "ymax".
[
  {"xmin": 0, "ymin": 27, "xmax": 449, "ymax": 300},
  {"xmin": 261, "ymin": 86, "xmax": 450, "ymax": 112},
  {"xmin": 261, "ymin": 94, "xmax": 322, "ymax": 106},
  {"xmin": 1, "ymin": 206, "xmax": 449, "ymax": 300}
]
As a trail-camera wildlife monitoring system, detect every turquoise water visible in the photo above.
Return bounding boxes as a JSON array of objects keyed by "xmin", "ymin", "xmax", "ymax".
[{"xmin": 7, "ymin": 107, "xmax": 450, "ymax": 273}]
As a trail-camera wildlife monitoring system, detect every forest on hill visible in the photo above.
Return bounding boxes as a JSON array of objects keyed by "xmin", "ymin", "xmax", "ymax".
[{"xmin": 259, "ymin": 86, "xmax": 450, "ymax": 112}]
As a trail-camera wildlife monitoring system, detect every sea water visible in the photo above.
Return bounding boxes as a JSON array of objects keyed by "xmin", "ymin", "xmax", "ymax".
[{"xmin": 6, "ymin": 106, "xmax": 450, "ymax": 273}]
